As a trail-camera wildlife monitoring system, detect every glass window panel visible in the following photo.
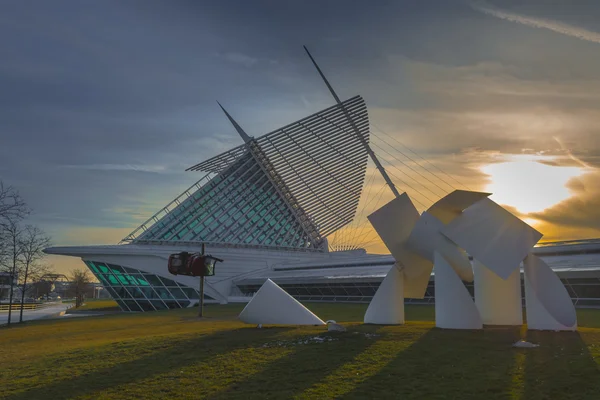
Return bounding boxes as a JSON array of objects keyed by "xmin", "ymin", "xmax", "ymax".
[
  {"xmin": 169, "ymin": 288, "xmax": 186, "ymax": 299},
  {"xmin": 115, "ymin": 287, "xmax": 132, "ymax": 299},
  {"xmin": 143, "ymin": 274, "xmax": 164, "ymax": 286},
  {"xmin": 127, "ymin": 287, "xmax": 146, "ymax": 299},
  {"xmin": 104, "ymin": 286, "xmax": 118, "ymax": 298},
  {"xmin": 124, "ymin": 300, "xmax": 142, "ymax": 312},
  {"xmin": 127, "ymin": 274, "xmax": 146, "ymax": 286},
  {"xmin": 177, "ymin": 300, "xmax": 190, "ymax": 308},
  {"xmin": 154, "ymin": 287, "xmax": 174, "ymax": 300},
  {"xmin": 158, "ymin": 276, "xmax": 179, "ymax": 287},
  {"xmin": 151, "ymin": 300, "xmax": 168, "ymax": 310},
  {"xmin": 95, "ymin": 263, "xmax": 110, "ymax": 274},
  {"xmin": 124, "ymin": 275, "xmax": 139, "ymax": 286},
  {"xmin": 103, "ymin": 273, "xmax": 120, "ymax": 286},
  {"xmin": 94, "ymin": 273, "xmax": 109, "ymax": 285},
  {"xmin": 115, "ymin": 299, "xmax": 130, "ymax": 311},
  {"xmin": 136, "ymin": 300, "xmax": 156, "ymax": 311},
  {"xmin": 163, "ymin": 300, "xmax": 181, "ymax": 309},
  {"xmin": 122, "ymin": 266, "xmax": 140, "ymax": 274},
  {"xmin": 139, "ymin": 287, "xmax": 159, "ymax": 299},
  {"xmin": 86, "ymin": 261, "xmax": 99, "ymax": 273},
  {"xmin": 107, "ymin": 263, "xmax": 125, "ymax": 273},
  {"xmin": 181, "ymin": 287, "xmax": 199, "ymax": 299}
]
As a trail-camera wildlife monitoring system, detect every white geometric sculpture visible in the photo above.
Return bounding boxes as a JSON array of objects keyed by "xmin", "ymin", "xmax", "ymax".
[
  {"xmin": 364, "ymin": 264, "xmax": 404, "ymax": 325},
  {"xmin": 366, "ymin": 189, "xmax": 577, "ymax": 331},
  {"xmin": 366, "ymin": 190, "xmax": 489, "ymax": 325},
  {"xmin": 238, "ymin": 279, "xmax": 325, "ymax": 326},
  {"xmin": 473, "ymin": 260, "xmax": 523, "ymax": 325},
  {"xmin": 442, "ymin": 198, "xmax": 543, "ymax": 280},
  {"xmin": 367, "ymin": 194, "xmax": 427, "ymax": 273},
  {"xmin": 406, "ymin": 211, "xmax": 474, "ymax": 282},
  {"xmin": 524, "ymin": 254, "xmax": 577, "ymax": 331},
  {"xmin": 427, "ymin": 190, "xmax": 491, "ymax": 224},
  {"xmin": 434, "ymin": 251, "xmax": 482, "ymax": 329}
]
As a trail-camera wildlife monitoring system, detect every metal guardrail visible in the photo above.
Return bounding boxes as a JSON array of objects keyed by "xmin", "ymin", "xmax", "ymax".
[{"xmin": 0, "ymin": 303, "xmax": 48, "ymax": 312}]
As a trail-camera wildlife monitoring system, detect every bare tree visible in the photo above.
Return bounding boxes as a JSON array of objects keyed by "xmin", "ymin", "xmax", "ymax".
[
  {"xmin": 0, "ymin": 181, "xmax": 29, "ymax": 324},
  {"xmin": 0, "ymin": 220, "xmax": 24, "ymax": 326},
  {"xmin": 18, "ymin": 225, "xmax": 52, "ymax": 322},
  {"xmin": 0, "ymin": 181, "xmax": 29, "ymax": 224},
  {"xmin": 69, "ymin": 269, "xmax": 92, "ymax": 308}
]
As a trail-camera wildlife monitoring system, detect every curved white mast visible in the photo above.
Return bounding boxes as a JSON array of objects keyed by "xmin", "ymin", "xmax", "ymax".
[{"xmin": 303, "ymin": 46, "xmax": 401, "ymax": 199}]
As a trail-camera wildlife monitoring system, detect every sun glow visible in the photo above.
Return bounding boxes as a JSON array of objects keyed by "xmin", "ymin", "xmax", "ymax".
[{"xmin": 481, "ymin": 155, "xmax": 585, "ymax": 215}]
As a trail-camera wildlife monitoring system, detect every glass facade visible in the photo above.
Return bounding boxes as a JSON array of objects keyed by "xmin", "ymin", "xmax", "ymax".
[
  {"xmin": 237, "ymin": 276, "xmax": 600, "ymax": 307},
  {"xmin": 135, "ymin": 153, "xmax": 311, "ymax": 248},
  {"xmin": 84, "ymin": 261, "xmax": 212, "ymax": 312}
]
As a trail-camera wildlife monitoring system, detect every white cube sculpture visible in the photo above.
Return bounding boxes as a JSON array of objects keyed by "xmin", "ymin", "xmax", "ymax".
[
  {"xmin": 364, "ymin": 264, "xmax": 404, "ymax": 325},
  {"xmin": 238, "ymin": 279, "xmax": 325, "ymax": 326}
]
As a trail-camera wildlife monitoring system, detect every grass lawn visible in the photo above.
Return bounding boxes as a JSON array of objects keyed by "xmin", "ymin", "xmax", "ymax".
[
  {"xmin": 68, "ymin": 299, "xmax": 121, "ymax": 313},
  {"xmin": 1, "ymin": 303, "xmax": 599, "ymax": 399}
]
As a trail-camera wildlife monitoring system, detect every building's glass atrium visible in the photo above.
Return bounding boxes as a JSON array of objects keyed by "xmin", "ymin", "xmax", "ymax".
[
  {"xmin": 134, "ymin": 153, "xmax": 311, "ymax": 248},
  {"xmin": 84, "ymin": 261, "xmax": 211, "ymax": 312}
]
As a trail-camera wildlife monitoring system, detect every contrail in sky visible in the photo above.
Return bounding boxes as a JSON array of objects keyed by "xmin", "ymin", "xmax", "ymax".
[{"xmin": 467, "ymin": 0, "xmax": 600, "ymax": 45}]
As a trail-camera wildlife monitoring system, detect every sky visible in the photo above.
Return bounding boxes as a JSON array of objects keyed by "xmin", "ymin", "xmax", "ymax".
[{"xmin": 2, "ymin": 0, "xmax": 600, "ymax": 274}]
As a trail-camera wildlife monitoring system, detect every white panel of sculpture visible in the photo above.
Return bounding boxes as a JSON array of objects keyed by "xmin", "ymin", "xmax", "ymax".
[
  {"xmin": 442, "ymin": 198, "xmax": 543, "ymax": 280},
  {"xmin": 434, "ymin": 251, "xmax": 482, "ymax": 330},
  {"xmin": 473, "ymin": 260, "xmax": 523, "ymax": 325},
  {"xmin": 524, "ymin": 254, "xmax": 577, "ymax": 330},
  {"xmin": 238, "ymin": 279, "xmax": 325, "ymax": 326},
  {"xmin": 364, "ymin": 264, "xmax": 404, "ymax": 325}
]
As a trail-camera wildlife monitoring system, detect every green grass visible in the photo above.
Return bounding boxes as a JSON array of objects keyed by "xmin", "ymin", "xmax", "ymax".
[
  {"xmin": 70, "ymin": 299, "xmax": 121, "ymax": 312},
  {"xmin": 1, "ymin": 303, "xmax": 599, "ymax": 399}
]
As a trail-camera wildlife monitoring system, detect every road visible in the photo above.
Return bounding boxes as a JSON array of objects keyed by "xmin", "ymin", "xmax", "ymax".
[{"xmin": 0, "ymin": 302, "xmax": 72, "ymax": 326}]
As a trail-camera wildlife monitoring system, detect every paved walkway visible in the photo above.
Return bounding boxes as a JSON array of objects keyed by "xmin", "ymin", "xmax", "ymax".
[{"xmin": 0, "ymin": 302, "xmax": 72, "ymax": 325}]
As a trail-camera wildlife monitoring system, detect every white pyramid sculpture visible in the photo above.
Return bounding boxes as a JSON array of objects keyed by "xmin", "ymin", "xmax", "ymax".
[
  {"xmin": 524, "ymin": 254, "xmax": 577, "ymax": 331},
  {"xmin": 238, "ymin": 279, "xmax": 325, "ymax": 326},
  {"xmin": 434, "ymin": 251, "xmax": 482, "ymax": 329},
  {"xmin": 364, "ymin": 264, "xmax": 404, "ymax": 324}
]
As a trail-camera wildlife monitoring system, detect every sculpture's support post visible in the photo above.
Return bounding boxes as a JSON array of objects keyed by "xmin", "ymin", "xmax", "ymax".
[
  {"xmin": 434, "ymin": 251, "xmax": 482, "ymax": 329},
  {"xmin": 524, "ymin": 254, "xmax": 577, "ymax": 331},
  {"xmin": 473, "ymin": 260, "xmax": 523, "ymax": 325},
  {"xmin": 364, "ymin": 264, "xmax": 404, "ymax": 325}
]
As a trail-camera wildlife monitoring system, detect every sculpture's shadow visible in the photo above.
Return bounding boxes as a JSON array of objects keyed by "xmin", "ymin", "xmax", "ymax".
[{"xmin": 338, "ymin": 326, "xmax": 600, "ymax": 400}]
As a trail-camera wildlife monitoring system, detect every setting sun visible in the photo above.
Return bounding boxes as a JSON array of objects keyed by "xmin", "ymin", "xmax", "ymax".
[{"xmin": 481, "ymin": 155, "xmax": 585, "ymax": 215}]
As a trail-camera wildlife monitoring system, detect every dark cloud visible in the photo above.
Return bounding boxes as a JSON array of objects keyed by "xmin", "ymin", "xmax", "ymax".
[{"xmin": 531, "ymin": 171, "xmax": 600, "ymax": 231}]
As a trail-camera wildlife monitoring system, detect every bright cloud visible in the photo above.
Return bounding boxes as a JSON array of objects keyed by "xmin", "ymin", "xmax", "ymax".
[
  {"xmin": 468, "ymin": 0, "xmax": 600, "ymax": 45},
  {"xmin": 481, "ymin": 155, "xmax": 587, "ymax": 214}
]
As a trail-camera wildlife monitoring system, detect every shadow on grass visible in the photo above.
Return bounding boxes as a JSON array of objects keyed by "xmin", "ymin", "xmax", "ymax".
[
  {"xmin": 523, "ymin": 330, "xmax": 600, "ymax": 399},
  {"xmin": 210, "ymin": 325, "xmax": 383, "ymax": 399},
  {"xmin": 340, "ymin": 326, "xmax": 523, "ymax": 400},
  {"xmin": 5, "ymin": 327, "xmax": 289, "ymax": 400}
]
